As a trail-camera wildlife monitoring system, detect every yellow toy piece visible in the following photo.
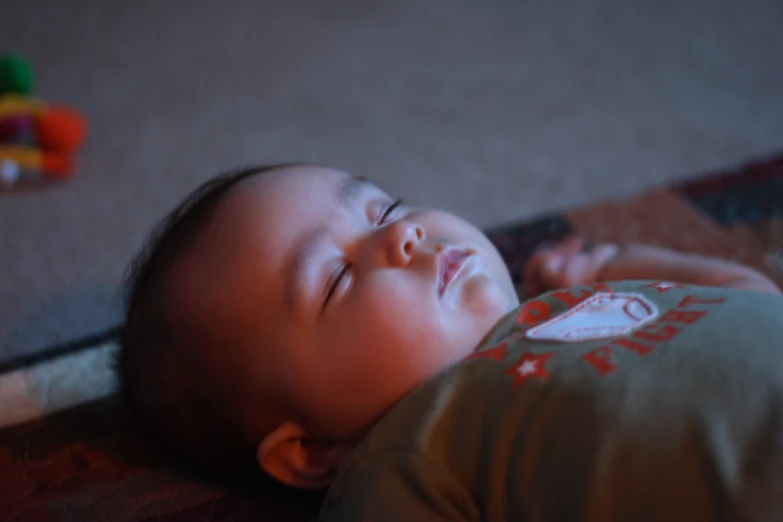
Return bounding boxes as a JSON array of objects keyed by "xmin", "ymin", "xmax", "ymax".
[
  {"xmin": 0, "ymin": 144, "xmax": 41, "ymax": 166},
  {"xmin": 0, "ymin": 94, "xmax": 47, "ymax": 119},
  {"xmin": 0, "ymin": 144, "xmax": 73, "ymax": 178}
]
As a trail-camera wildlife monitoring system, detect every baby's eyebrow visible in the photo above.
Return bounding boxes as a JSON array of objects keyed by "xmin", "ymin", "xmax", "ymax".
[{"xmin": 337, "ymin": 175, "xmax": 376, "ymax": 208}]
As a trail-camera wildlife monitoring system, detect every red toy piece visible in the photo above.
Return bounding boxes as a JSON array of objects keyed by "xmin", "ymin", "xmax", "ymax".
[{"xmin": 35, "ymin": 105, "xmax": 87, "ymax": 152}]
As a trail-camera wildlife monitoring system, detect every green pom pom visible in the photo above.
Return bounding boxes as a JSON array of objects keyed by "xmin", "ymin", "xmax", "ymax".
[{"xmin": 0, "ymin": 54, "xmax": 35, "ymax": 95}]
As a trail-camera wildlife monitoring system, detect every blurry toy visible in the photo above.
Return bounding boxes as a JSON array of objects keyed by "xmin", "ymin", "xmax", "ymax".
[
  {"xmin": 0, "ymin": 145, "xmax": 73, "ymax": 178},
  {"xmin": 0, "ymin": 95, "xmax": 87, "ymax": 150},
  {"xmin": 0, "ymin": 113, "xmax": 34, "ymax": 143},
  {"xmin": 0, "ymin": 94, "xmax": 46, "ymax": 114},
  {"xmin": 0, "ymin": 159, "xmax": 20, "ymax": 185},
  {"xmin": 0, "ymin": 55, "xmax": 88, "ymax": 189},
  {"xmin": 0, "ymin": 54, "xmax": 34, "ymax": 95}
]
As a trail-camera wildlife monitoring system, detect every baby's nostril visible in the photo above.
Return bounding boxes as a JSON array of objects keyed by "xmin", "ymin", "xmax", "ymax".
[
  {"xmin": 404, "ymin": 242, "xmax": 413, "ymax": 255},
  {"xmin": 416, "ymin": 226, "xmax": 424, "ymax": 240}
]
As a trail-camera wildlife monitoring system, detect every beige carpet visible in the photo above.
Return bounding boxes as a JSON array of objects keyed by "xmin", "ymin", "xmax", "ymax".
[{"xmin": 2, "ymin": 0, "xmax": 782, "ymax": 360}]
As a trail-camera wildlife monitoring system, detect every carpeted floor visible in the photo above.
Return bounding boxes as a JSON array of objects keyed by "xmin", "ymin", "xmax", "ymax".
[
  {"xmin": 1, "ymin": 153, "xmax": 781, "ymax": 522},
  {"xmin": 2, "ymin": 0, "xmax": 783, "ymax": 364}
]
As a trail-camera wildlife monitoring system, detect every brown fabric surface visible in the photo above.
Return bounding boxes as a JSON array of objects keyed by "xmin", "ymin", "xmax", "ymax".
[
  {"xmin": 1, "ymin": 153, "xmax": 781, "ymax": 521},
  {"xmin": 566, "ymin": 189, "xmax": 781, "ymax": 286}
]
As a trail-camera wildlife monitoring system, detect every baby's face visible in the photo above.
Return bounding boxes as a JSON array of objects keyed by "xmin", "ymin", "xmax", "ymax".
[{"xmin": 174, "ymin": 165, "xmax": 518, "ymax": 441}]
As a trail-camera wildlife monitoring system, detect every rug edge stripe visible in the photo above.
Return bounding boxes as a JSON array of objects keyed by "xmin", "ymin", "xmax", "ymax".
[{"xmin": 0, "ymin": 342, "xmax": 117, "ymax": 429}]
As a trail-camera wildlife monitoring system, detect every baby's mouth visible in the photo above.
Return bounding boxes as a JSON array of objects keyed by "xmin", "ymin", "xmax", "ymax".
[{"xmin": 438, "ymin": 248, "xmax": 471, "ymax": 296}]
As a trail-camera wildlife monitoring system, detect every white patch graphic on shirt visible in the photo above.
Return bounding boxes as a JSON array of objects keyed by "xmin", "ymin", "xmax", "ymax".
[
  {"xmin": 525, "ymin": 292, "xmax": 658, "ymax": 342},
  {"xmin": 518, "ymin": 360, "xmax": 539, "ymax": 375}
]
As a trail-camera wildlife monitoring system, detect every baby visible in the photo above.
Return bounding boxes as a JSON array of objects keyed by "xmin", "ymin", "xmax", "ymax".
[{"xmin": 117, "ymin": 163, "xmax": 783, "ymax": 521}]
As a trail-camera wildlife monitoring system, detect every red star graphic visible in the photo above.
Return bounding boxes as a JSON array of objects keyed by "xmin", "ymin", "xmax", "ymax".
[
  {"xmin": 466, "ymin": 342, "xmax": 507, "ymax": 362},
  {"xmin": 642, "ymin": 281, "xmax": 686, "ymax": 293},
  {"xmin": 504, "ymin": 351, "xmax": 554, "ymax": 387}
]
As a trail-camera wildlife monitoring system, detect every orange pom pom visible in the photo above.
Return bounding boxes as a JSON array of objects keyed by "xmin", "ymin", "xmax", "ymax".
[{"xmin": 35, "ymin": 105, "xmax": 87, "ymax": 152}]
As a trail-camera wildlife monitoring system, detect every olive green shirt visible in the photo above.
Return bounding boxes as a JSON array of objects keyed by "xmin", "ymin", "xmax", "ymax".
[{"xmin": 319, "ymin": 281, "xmax": 783, "ymax": 522}]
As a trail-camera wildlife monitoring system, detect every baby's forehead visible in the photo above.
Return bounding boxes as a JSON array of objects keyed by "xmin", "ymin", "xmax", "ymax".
[
  {"xmin": 217, "ymin": 169, "xmax": 391, "ymax": 237},
  {"xmin": 175, "ymin": 166, "xmax": 385, "ymax": 302}
]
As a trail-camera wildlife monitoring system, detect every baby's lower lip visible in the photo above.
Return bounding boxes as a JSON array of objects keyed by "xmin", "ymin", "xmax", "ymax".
[{"xmin": 439, "ymin": 249, "xmax": 470, "ymax": 296}]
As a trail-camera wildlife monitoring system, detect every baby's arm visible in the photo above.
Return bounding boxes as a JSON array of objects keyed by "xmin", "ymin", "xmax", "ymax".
[
  {"xmin": 597, "ymin": 243, "xmax": 781, "ymax": 295},
  {"xmin": 524, "ymin": 236, "xmax": 781, "ymax": 297}
]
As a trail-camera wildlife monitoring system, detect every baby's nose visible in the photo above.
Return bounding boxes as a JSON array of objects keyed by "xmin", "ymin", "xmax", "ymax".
[{"xmin": 386, "ymin": 221, "xmax": 425, "ymax": 266}]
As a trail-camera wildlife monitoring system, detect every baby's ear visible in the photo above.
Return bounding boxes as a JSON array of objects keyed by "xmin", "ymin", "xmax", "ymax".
[{"xmin": 257, "ymin": 422, "xmax": 352, "ymax": 489}]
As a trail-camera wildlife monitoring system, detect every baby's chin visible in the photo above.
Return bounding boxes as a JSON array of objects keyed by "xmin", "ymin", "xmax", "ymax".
[{"xmin": 458, "ymin": 291, "xmax": 518, "ymax": 353}]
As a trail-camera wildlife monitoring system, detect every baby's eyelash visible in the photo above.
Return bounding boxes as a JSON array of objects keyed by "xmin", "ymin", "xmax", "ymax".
[
  {"xmin": 380, "ymin": 199, "xmax": 404, "ymax": 224},
  {"xmin": 323, "ymin": 263, "xmax": 350, "ymax": 309}
]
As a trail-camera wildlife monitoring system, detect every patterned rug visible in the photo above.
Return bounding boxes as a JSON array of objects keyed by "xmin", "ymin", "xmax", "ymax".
[{"xmin": 2, "ymin": 152, "xmax": 782, "ymax": 522}]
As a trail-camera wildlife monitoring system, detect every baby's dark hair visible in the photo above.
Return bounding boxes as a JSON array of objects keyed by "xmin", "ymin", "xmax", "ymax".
[{"xmin": 114, "ymin": 163, "xmax": 297, "ymax": 483}]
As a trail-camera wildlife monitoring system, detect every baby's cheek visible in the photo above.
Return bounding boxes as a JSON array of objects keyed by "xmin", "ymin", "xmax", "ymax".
[
  {"xmin": 359, "ymin": 279, "xmax": 430, "ymax": 320},
  {"xmin": 462, "ymin": 272, "xmax": 515, "ymax": 315},
  {"xmin": 360, "ymin": 297, "xmax": 435, "ymax": 348}
]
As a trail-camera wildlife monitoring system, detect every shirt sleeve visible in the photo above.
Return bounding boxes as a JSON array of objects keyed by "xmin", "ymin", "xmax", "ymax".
[{"xmin": 318, "ymin": 449, "xmax": 479, "ymax": 522}]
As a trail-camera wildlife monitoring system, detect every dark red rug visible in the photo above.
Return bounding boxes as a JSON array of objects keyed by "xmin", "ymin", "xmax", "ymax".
[{"xmin": 2, "ymin": 152, "xmax": 782, "ymax": 522}]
